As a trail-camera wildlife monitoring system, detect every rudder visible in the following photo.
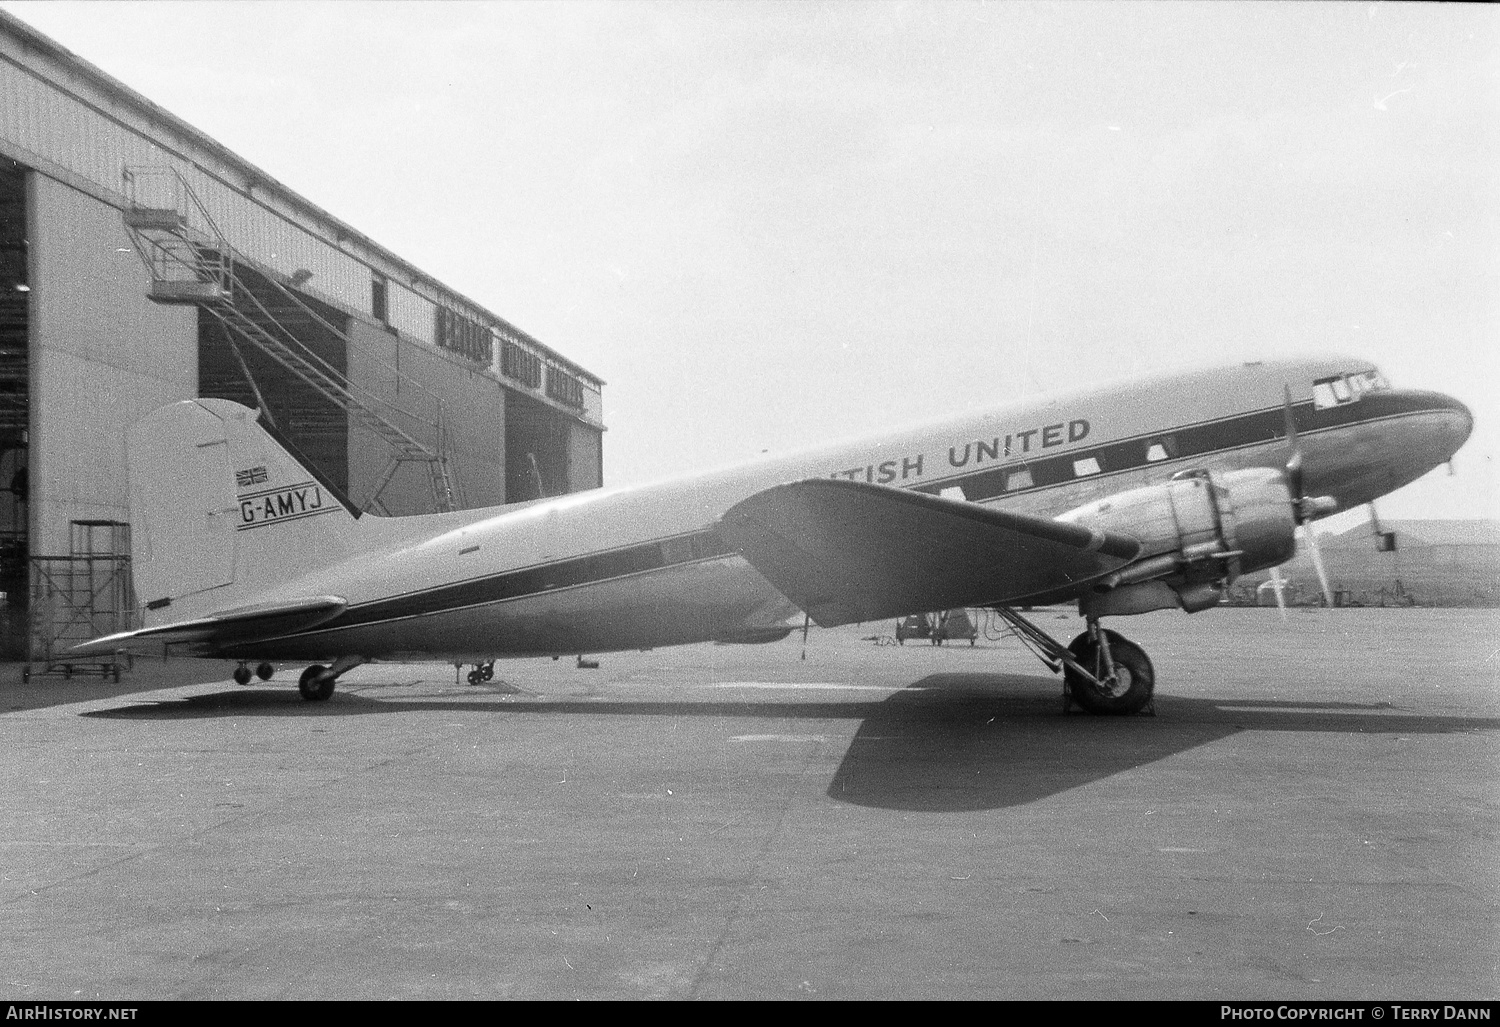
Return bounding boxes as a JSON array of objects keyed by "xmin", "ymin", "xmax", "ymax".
[{"xmin": 129, "ymin": 399, "xmax": 361, "ymax": 623}]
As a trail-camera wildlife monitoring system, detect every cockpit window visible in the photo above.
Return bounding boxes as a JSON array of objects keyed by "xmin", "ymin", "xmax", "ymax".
[{"xmin": 1312, "ymin": 370, "xmax": 1390, "ymax": 409}]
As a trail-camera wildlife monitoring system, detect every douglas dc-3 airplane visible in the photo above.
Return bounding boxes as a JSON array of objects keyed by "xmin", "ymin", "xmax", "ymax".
[{"xmin": 74, "ymin": 355, "xmax": 1471, "ymax": 715}]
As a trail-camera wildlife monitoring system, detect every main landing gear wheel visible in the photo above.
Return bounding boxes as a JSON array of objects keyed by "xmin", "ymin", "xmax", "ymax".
[
  {"xmin": 255, "ymin": 662, "xmax": 275, "ymax": 681},
  {"xmin": 232, "ymin": 663, "xmax": 253, "ymax": 686},
  {"xmin": 298, "ymin": 664, "xmax": 336, "ymax": 702},
  {"xmin": 1064, "ymin": 629, "xmax": 1155, "ymax": 716}
]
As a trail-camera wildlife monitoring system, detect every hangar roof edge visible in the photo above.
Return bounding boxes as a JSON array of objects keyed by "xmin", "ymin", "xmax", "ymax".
[{"xmin": 0, "ymin": 9, "xmax": 603, "ymax": 387}]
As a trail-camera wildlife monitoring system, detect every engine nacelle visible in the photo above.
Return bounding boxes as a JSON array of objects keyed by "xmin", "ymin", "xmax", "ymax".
[{"xmin": 1057, "ymin": 467, "xmax": 1298, "ymax": 616}]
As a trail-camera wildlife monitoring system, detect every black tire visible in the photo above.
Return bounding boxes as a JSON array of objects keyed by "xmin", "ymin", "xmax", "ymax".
[
  {"xmin": 1064, "ymin": 629, "xmax": 1154, "ymax": 715},
  {"xmin": 467, "ymin": 668, "xmax": 483, "ymax": 686},
  {"xmin": 298, "ymin": 664, "xmax": 335, "ymax": 701},
  {"xmin": 255, "ymin": 662, "xmax": 275, "ymax": 681},
  {"xmin": 232, "ymin": 664, "xmax": 253, "ymax": 686}
]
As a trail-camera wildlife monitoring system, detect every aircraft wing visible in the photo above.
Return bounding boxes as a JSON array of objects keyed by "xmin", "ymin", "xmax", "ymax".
[
  {"xmin": 718, "ymin": 479, "xmax": 1141, "ymax": 627},
  {"xmin": 69, "ymin": 595, "xmax": 348, "ymax": 657}
]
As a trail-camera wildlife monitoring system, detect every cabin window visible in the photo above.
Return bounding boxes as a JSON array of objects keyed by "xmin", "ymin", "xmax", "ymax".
[
  {"xmin": 1005, "ymin": 468, "xmax": 1033, "ymax": 491},
  {"xmin": 1145, "ymin": 435, "xmax": 1178, "ymax": 462},
  {"xmin": 1072, "ymin": 457, "xmax": 1101, "ymax": 477},
  {"xmin": 939, "ymin": 485, "xmax": 967, "ymax": 501}
]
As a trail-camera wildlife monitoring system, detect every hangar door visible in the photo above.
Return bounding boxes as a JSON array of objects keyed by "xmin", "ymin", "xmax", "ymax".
[
  {"xmin": 197, "ymin": 263, "xmax": 350, "ymax": 495},
  {"xmin": 0, "ymin": 159, "xmax": 29, "ymax": 658},
  {"xmin": 504, "ymin": 390, "xmax": 573, "ymax": 502}
]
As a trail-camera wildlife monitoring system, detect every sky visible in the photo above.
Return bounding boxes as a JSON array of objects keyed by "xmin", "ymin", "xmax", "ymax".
[{"xmin": 4, "ymin": 0, "xmax": 1497, "ymax": 528}]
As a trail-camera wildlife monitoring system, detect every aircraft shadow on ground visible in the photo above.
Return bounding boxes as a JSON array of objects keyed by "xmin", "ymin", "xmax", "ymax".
[
  {"xmin": 81, "ymin": 672, "xmax": 1498, "ymax": 812},
  {"xmin": 824, "ymin": 674, "xmax": 1500, "ymax": 811}
]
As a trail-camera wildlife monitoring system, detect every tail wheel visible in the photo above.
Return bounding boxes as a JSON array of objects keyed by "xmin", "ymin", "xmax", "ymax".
[
  {"xmin": 298, "ymin": 664, "xmax": 335, "ymax": 702},
  {"xmin": 1064, "ymin": 629, "xmax": 1154, "ymax": 715}
]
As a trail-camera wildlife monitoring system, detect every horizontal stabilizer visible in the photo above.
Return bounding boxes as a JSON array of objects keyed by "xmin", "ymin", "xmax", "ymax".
[
  {"xmin": 70, "ymin": 596, "xmax": 348, "ymax": 657},
  {"xmin": 718, "ymin": 479, "xmax": 1141, "ymax": 627}
]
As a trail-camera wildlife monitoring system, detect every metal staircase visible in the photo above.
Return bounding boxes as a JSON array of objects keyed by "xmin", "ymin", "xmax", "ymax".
[{"xmin": 120, "ymin": 166, "xmax": 456, "ymax": 514}]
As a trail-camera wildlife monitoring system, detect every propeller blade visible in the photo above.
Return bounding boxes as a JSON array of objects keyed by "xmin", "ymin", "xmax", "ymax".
[
  {"xmin": 1268, "ymin": 564, "xmax": 1288, "ymax": 621},
  {"xmin": 1304, "ymin": 525, "xmax": 1335, "ymax": 607},
  {"xmin": 1283, "ymin": 384, "xmax": 1305, "ymax": 510}
]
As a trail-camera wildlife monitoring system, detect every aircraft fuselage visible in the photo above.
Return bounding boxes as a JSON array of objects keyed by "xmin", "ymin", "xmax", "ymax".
[{"xmin": 215, "ymin": 355, "xmax": 1472, "ymax": 662}]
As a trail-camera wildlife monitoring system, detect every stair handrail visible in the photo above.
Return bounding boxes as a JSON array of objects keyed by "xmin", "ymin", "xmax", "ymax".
[
  {"xmin": 121, "ymin": 164, "xmax": 460, "ymax": 512},
  {"xmin": 124, "ymin": 164, "xmax": 459, "ymax": 429}
]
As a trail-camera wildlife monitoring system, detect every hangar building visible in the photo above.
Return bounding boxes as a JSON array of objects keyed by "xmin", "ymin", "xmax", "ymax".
[{"xmin": 0, "ymin": 13, "xmax": 606, "ymax": 660}]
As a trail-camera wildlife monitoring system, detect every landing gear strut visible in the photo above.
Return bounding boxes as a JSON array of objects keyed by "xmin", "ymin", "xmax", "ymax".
[
  {"xmin": 991, "ymin": 607, "xmax": 1155, "ymax": 716},
  {"xmin": 1063, "ymin": 625, "xmax": 1155, "ymax": 716},
  {"xmin": 297, "ymin": 655, "xmax": 366, "ymax": 702}
]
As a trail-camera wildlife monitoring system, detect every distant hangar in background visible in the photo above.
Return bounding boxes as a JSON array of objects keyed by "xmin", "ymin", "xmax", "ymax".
[{"xmin": 0, "ymin": 11, "xmax": 605, "ymax": 660}]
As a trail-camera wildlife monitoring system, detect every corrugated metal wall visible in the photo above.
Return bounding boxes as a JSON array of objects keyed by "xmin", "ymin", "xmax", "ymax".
[
  {"xmin": 0, "ymin": 43, "xmax": 605, "ymax": 426},
  {"xmin": 0, "ymin": 59, "xmax": 424, "ymax": 340},
  {"xmin": 3, "ymin": 23, "xmax": 605, "ymax": 512}
]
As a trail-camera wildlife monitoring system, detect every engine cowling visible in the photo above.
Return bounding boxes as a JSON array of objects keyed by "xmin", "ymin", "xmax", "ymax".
[{"xmin": 1057, "ymin": 467, "xmax": 1298, "ymax": 615}]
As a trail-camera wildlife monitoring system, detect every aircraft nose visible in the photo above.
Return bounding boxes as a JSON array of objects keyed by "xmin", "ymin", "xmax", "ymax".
[
  {"xmin": 1431, "ymin": 391, "xmax": 1474, "ymax": 457},
  {"xmin": 1395, "ymin": 389, "xmax": 1473, "ymax": 463}
]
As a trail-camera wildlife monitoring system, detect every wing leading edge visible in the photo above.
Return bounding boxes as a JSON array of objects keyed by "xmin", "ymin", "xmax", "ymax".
[{"xmin": 718, "ymin": 479, "xmax": 1141, "ymax": 627}]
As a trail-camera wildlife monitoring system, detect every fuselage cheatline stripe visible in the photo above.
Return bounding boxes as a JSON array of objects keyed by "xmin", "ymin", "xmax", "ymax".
[{"xmin": 290, "ymin": 394, "xmax": 1453, "ymax": 640}]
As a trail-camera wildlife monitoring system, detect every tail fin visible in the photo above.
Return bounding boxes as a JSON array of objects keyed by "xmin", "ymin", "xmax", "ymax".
[{"xmin": 129, "ymin": 399, "xmax": 362, "ymax": 623}]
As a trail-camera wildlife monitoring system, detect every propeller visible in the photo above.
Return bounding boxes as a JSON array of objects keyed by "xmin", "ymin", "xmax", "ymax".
[
  {"xmin": 1282, "ymin": 385, "xmax": 1336, "ymax": 607},
  {"xmin": 1303, "ymin": 524, "xmax": 1334, "ymax": 607},
  {"xmin": 1267, "ymin": 564, "xmax": 1289, "ymax": 621}
]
